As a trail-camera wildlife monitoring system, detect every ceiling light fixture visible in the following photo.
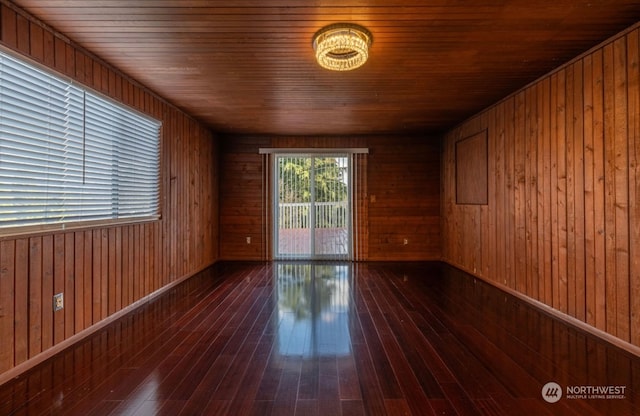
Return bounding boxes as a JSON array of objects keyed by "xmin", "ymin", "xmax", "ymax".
[{"xmin": 312, "ymin": 23, "xmax": 372, "ymax": 71}]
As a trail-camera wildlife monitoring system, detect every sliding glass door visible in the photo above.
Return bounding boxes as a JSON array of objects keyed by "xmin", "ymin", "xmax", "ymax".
[{"xmin": 274, "ymin": 154, "xmax": 351, "ymax": 260}]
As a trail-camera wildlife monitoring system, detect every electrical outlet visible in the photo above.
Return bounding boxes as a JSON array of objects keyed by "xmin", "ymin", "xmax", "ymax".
[
  {"xmin": 246, "ymin": 236, "xmax": 251, "ymax": 244},
  {"xmin": 53, "ymin": 293, "xmax": 64, "ymax": 311}
]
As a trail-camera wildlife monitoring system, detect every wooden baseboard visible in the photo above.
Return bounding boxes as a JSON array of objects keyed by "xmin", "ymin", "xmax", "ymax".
[
  {"xmin": 0, "ymin": 261, "xmax": 217, "ymax": 387},
  {"xmin": 442, "ymin": 259, "xmax": 640, "ymax": 358}
]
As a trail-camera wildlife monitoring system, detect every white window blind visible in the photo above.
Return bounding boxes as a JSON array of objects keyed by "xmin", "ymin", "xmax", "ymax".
[{"xmin": 0, "ymin": 49, "xmax": 161, "ymax": 233}]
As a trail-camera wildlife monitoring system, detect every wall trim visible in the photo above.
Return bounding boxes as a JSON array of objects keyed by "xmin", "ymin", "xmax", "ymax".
[
  {"xmin": 0, "ymin": 261, "xmax": 217, "ymax": 387},
  {"xmin": 443, "ymin": 260, "xmax": 640, "ymax": 359}
]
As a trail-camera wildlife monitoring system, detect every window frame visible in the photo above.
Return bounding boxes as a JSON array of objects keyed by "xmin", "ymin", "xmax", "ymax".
[{"xmin": 0, "ymin": 46, "xmax": 162, "ymax": 238}]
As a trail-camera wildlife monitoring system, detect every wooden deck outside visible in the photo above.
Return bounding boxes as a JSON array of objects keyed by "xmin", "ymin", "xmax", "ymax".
[
  {"xmin": 277, "ymin": 228, "xmax": 349, "ymax": 257},
  {"xmin": 0, "ymin": 261, "xmax": 638, "ymax": 415}
]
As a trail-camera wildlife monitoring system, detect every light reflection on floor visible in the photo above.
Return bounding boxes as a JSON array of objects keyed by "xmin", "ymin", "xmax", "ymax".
[{"xmin": 274, "ymin": 263, "xmax": 352, "ymax": 357}]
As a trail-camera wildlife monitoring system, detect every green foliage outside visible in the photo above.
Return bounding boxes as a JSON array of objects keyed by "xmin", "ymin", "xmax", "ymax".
[
  {"xmin": 277, "ymin": 156, "xmax": 349, "ymax": 229},
  {"xmin": 278, "ymin": 157, "xmax": 348, "ymax": 203}
]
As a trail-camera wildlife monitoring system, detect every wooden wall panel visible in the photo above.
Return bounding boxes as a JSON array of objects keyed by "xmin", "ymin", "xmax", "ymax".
[
  {"xmin": 367, "ymin": 137, "xmax": 441, "ymax": 261},
  {"xmin": 219, "ymin": 136, "xmax": 440, "ymax": 261},
  {"xmin": 455, "ymin": 131, "xmax": 488, "ymax": 205},
  {"xmin": 219, "ymin": 137, "xmax": 270, "ymax": 261},
  {"xmin": 628, "ymin": 29, "xmax": 640, "ymax": 347},
  {"xmin": 441, "ymin": 25, "xmax": 640, "ymax": 349},
  {"xmin": 0, "ymin": 6, "xmax": 219, "ymax": 379}
]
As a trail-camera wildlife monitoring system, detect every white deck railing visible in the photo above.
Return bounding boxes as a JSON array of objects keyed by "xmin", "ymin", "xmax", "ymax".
[{"xmin": 279, "ymin": 201, "xmax": 348, "ymax": 229}]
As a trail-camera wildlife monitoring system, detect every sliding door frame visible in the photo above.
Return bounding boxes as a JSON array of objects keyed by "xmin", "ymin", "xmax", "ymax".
[
  {"xmin": 272, "ymin": 153, "xmax": 350, "ymax": 260},
  {"xmin": 259, "ymin": 147, "xmax": 368, "ymax": 261}
]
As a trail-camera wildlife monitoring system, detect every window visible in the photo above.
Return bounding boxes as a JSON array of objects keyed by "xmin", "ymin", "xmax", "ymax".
[{"xmin": 0, "ymin": 49, "xmax": 161, "ymax": 234}]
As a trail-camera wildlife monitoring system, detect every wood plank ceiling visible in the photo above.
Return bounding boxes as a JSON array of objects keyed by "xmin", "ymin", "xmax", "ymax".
[{"xmin": 10, "ymin": 0, "xmax": 640, "ymax": 136}]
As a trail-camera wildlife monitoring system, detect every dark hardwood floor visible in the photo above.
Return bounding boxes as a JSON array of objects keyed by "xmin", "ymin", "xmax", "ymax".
[{"xmin": 1, "ymin": 261, "xmax": 638, "ymax": 415}]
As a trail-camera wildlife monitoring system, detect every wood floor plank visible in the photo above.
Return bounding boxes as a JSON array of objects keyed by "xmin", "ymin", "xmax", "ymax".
[
  {"xmin": 318, "ymin": 356, "xmax": 341, "ymax": 416},
  {"xmin": 271, "ymin": 356, "xmax": 301, "ymax": 415},
  {"xmin": 212, "ymin": 330, "xmax": 276, "ymax": 416},
  {"xmin": 351, "ymin": 341, "xmax": 392, "ymax": 415},
  {"xmin": 337, "ymin": 355, "xmax": 362, "ymax": 401},
  {"xmin": 0, "ymin": 261, "xmax": 638, "ymax": 416},
  {"xmin": 298, "ymin": 357, "xmax": 320, "ymax": 401},
  {"xmin": 295, "ymin": 399, "xmax": 320, "ymax": 416},
  {"xmin": 254, "ymin": 345, "xmax": 284, "ymax": 402},
  {"xmin": 341, "ymin": 399, "xmax": 366, "ymax": 416},
  {"xmin": 356, "ymin": 309, "xmax": 403, "ymax": 399},
  {"xmin": 360, "ymin": 276, "xmax": 436, "ymax": 415}
]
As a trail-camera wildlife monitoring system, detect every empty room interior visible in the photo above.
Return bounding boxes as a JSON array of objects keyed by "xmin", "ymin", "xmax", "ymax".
[{"xmin": 0, "ymin": 1, "xmax": 640, "ymax": 415}]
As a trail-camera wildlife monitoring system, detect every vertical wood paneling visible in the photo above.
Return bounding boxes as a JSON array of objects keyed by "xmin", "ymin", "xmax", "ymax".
[
  {"xmin": 504, "ymin": 97, "xmax": 516, "ymax": 289},
  {"xmin": 583, "ymin": 52, "xmax": 597, "ymax": 327},
  {"xmin": 628, "ymin": 30, "xmax": 640, "ymax": 347},
  {"xmin": 72, "ymin": 232, "xmax": 85, "ymax": 336},
  {"xmin": 219, "ymin": 137, "xmax": 274, "ymax": 261},
  {"xmin": 114, "ymin": 228, "xmax": 122, "ymax": 313},
  {"xmin": 28, "ymin": 21, "xmax": 42, "ymax": 61},
  {"xmin": 565, "ymin": 62, "xmax": 577, "ymax": 318},
  {"xmin": 53, "ymin": 234, "xmax": 64, "ymax": 345},
  {"xmin": 539, "ymin": 77, "xmax": 552, "ymax": 307},
  {"xmin": 603, "ymin": 42, "xmax": 618, "ymax": 337},
  {"xmin": 28, "ymin": 237, "xmax": 42, "ymax": 358},
  {"xmin": 121, "ymin": 227, "xmax": 130, "ymax": 307},
  {"xmin": 42, "ymin": 28, "xmax": 53, "ymax": 70},
  {"xmin": 441, "ymin": 133, "xmax": 455, "ymax": 264},
  {"xmin": 53, "ymin": 36, "xmax": 65, "ymax": 72},
  {"xmin": 525, "ymin": 84, "xmax": 539, "ymax": 299},
  {"xmin": 132, "ymin": 225, "xmax": 141, "ymax": 302},
  {"xmin": 573, "ymin": 60, "xmax": 586, "ymax": 323},
  {"xmin": 1, "ymin": 5, "xmax": 17, "ymax": 47},
  {"xmin": 493, "ymin": 104, "xmax": 506, "ymax": 285},
  {"xmin": 0, "ymin": 241, "xmax": 15, "ymax": 373},
  {"xmin": 220, "ymin": 136, "xmax": 440, "ymax": 261},
  {"xmin": 143, "ymin": 224, "xmax": 150, "ymax": 296},
  {"xmin": 486, "ymin": 108, "xmax": 496, "ymax": 279},
  {"xmin": 107, "ymin": 228, "xmax": 116, "ymax": 316},
  {"xmin": 612, "ymin": 36, "xmax": 630, "ymax": 342},
  {"xmin": 82, "ymin": 230, "xmax": 92, "ymax": 330},
  {"xmin": 15, "ymin": 13, "xmax": 28, "ymax": 54},
  {"xmin": 0, "ymin": 5, "xmax": 219, "ymax": 380},
  {"xmin": 41, "ymin": 235, "xmax": 53, "ymax": 351},
  {"xmin": 514, "ymin": 91, "xmax": 526, "ymax": 294},
  {"xmin": 64, "ymin": 233, "xmax": 74, "ymax": 339},
  {"xmin": 442, "ymin": 26, "xmax": 640, "ymax": 349},
  {"xmin": 555, "ymin": 68, "xmax": 569, "ymax": 314},
  {"xmin": 91, "ymin": 230, "xmax": 101, "ymax": 322},
  {"xmin": 592, "ymin": 49, "xmax": 607, "ymax": 332},
  {"xmin": 367, "ymin": 137, "xmax": 441, "ymax": 261},
  {"xmin": 14, "ymin": 239, "xmax": 28, "ymax": 364}
]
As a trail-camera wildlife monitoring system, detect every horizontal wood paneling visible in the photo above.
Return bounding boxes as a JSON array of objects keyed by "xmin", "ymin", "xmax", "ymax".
[
  {"xmin": 441, "ymin": 25, "xmax": 640, "ymax": 349},
  {"xmin": 219, "ymin": 136, "xmax": 440, "ymax": 261},
  {"xmin": 0, "ymin": 5, "xmax": 219, "ymax": 378}
]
